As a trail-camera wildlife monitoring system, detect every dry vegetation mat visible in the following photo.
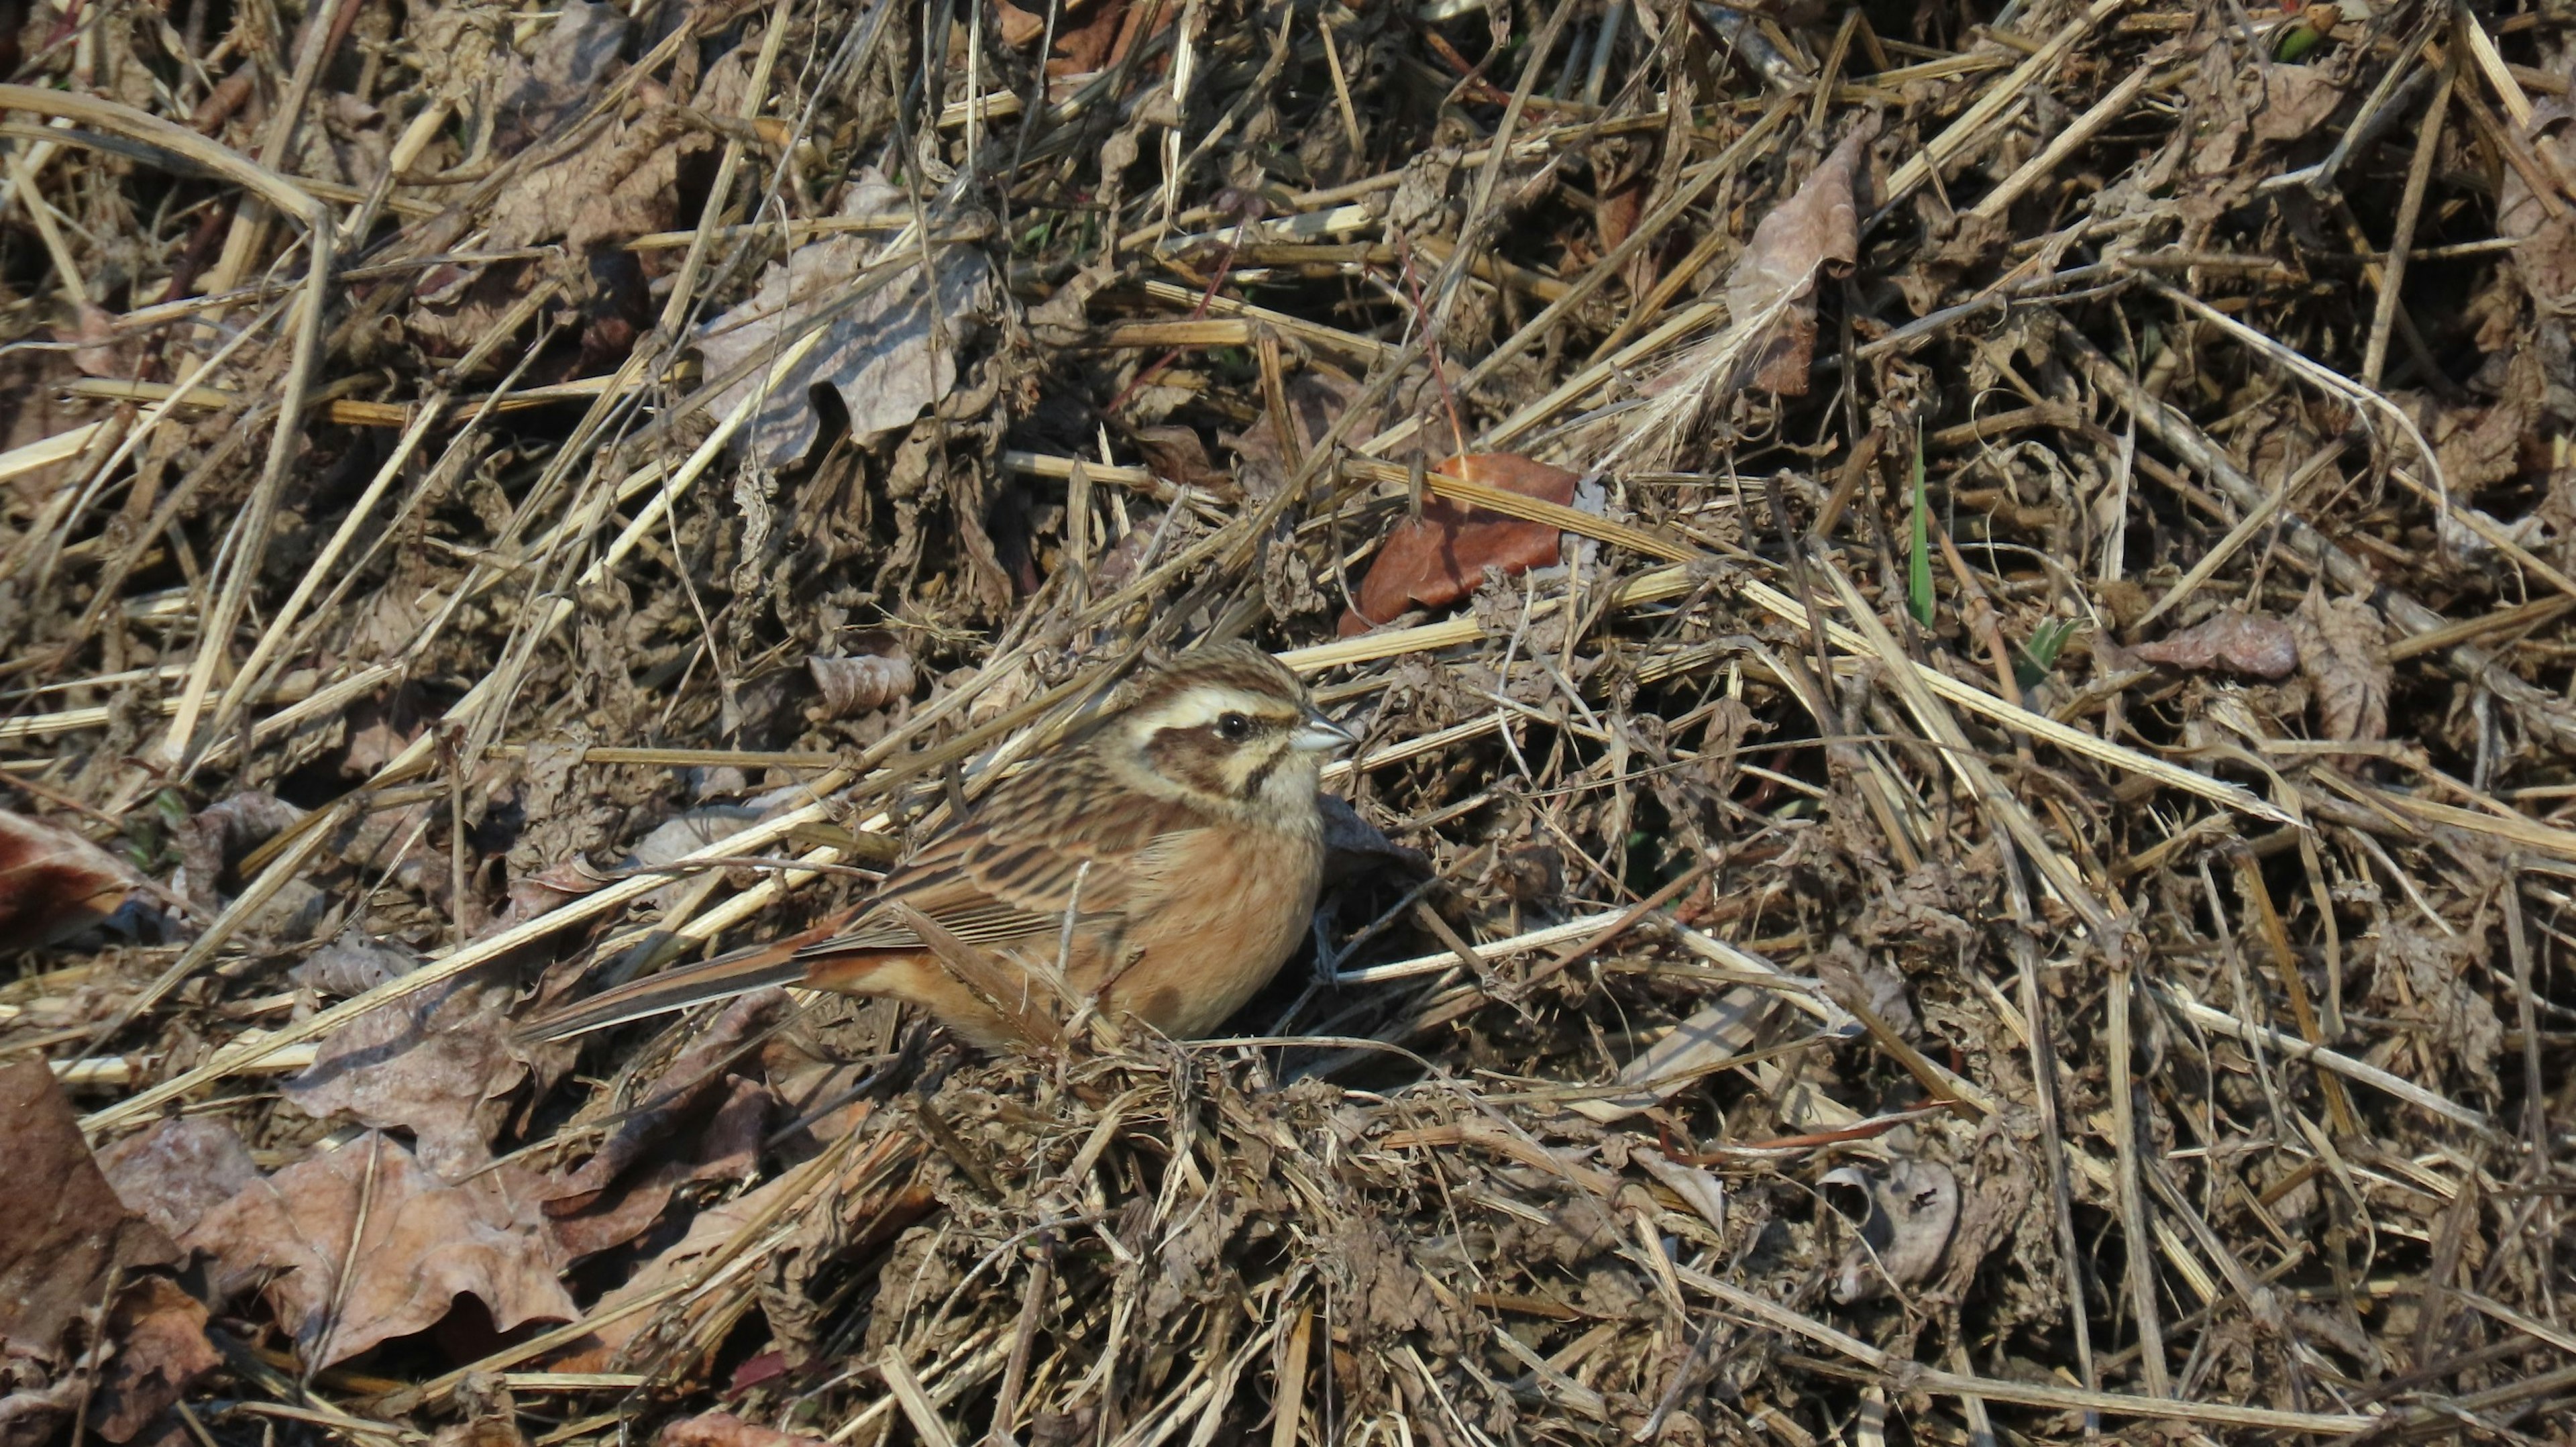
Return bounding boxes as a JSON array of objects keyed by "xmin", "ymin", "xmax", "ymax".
[{"xmin": 5, "ymin": 0, "xmax": 2576, "ymax": 1440}]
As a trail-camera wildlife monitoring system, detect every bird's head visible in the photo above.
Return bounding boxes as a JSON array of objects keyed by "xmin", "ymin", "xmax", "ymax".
[{"xmin": 1108, "ymin": 642, "xmax": 1356, "ymax": 820}]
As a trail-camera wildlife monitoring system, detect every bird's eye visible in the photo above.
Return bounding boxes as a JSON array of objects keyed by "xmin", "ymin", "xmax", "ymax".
[{"xmin": 1218, "ymin": 712, "xmax": 1250, "ymax": 741}]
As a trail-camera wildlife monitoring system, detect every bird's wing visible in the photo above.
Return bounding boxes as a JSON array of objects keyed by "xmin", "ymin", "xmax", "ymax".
[{"xmin": 794, "ymin": 753, "xmax": 1206, "ymax": 961}]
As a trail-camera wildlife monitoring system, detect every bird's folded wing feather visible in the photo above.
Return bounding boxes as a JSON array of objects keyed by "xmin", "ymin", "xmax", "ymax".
[{"xmin": 792, "ymin": 761, "xmax": 1208, "ymax": 961}]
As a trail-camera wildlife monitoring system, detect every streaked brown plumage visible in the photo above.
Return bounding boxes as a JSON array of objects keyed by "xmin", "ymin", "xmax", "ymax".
[{"xmin": 522, "ymin": 643, "xmax": 1354, "ymax": 1051}]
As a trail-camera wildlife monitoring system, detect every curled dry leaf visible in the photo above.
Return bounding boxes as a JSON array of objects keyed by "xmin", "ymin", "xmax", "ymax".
[
  {"xmin": 1825, "ymin": 1158, "xmax": 1960, "ymax": 1303},
  {"xmin": 2132, "ymin": 610, "xmax": 2300, "ymax": 678},
  {"xmin": 1725, "ymin": 115, "xmax": 1878, "ymax": 395},
  {"xmin": 1340, "ymin": 454, "xmax": 1578, "ymax": 636},
  {"xmin": 2293, "ymin": 589, "xmax": 2391, "ymax": 744},
  {"xmin": 181, "ymin": 1132, "xmax": 575, "ymax": 1369},
  {"xmin": 0, "ymin": 810, "xmax": 140, "ymax": 951},
  {"xmin": 808, "ymin": 650, "xmax": 916, "ymax": 719},
  {"xmin": 0, "ymin": 1061, "xmax": 178, "ymax": 1360},
  {"xmin": 174, "ymin": 790, "xmax": 305, "ymax": 908}
]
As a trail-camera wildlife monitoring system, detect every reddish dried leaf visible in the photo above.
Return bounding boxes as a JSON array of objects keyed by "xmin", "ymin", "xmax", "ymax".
[
  {"xmin": 545, "ymin": 992, "xmax": 786, "ymax": 1217},
  {"xmin": 1723, "ymin": 117, "xmax": 1878, "ymax": 394},
  {"xmin": 181, "ymin": 1132, "xmax": 575, "ymax": 1368},
  {"xmin": 89, "ymin": 1278, "xmax": 218, "ymax": 1444},
  {"xmin": 0, "ymin": 811, "xmax": 141, "ymax": 951},
  {"xmin": 1341, "ymin": 455, "xmax": 1579, "ymax": 636},
  {"xmin": 661, "ymin": 1412, "xmax": 826, "ymax": 1447},
  {"xmin": 0, "ymin": 1061, "xmax": 178, "ymax": 1360},
  {"xmin": 2133, "ymin": 612, "xmax": 2300, "ymax": 679}
]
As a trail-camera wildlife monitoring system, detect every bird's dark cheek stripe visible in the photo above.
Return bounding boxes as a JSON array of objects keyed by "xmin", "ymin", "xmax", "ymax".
[{"xmin": 1238, "ymin": 756, "xmax": 1277, "ymax": 799}]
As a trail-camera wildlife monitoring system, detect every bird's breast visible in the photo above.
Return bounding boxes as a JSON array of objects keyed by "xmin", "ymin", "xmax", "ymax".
[{"xmin": 1102, "ymin": 819, "xmax": 1326, "ymax": 1039}]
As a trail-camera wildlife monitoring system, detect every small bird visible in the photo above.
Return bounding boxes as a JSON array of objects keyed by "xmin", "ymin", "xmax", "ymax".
[{"xmin": 523, "ymin": 643, "xmax": 1357, "ymax": 1051}]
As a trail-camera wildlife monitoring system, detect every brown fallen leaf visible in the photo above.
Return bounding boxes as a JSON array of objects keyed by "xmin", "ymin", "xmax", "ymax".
[
  {"xmin": 284, "ymin": 971, "xmax": 536, "ymax": 1179},
  {"xmin": 659, "ymin": 1412, "xmax": 828, "ymax": 1447},
  {"xmin": 697, "ymin": 172, "xmax": 998, "ymax": 468},
  {"xmin": 99, "ymin": 1117, "xmax": 262, "ymax": 1242},
  {"xmin": 0, "ymin": 1060, "xmax": 178, "ymax": 1361},
  {"xmin": 489, "ymin": 0, "xmax": 629, "ymax": 152},
  {"xmin": 1724, "ymin": 115, "xmax": 1878, "ymax": 395},
  {"xmin": 0, "ymin": 811, "xmax": 141, "ymax": 952},
  {"xmin": 1340, "ymin": 454, "xmax": 1579, "ymax": 636},
  {"xmin": 2132, "ymin": 611, "xmax": 2300, "ymax": 679},
  {"xmin": 182, "ymin": 1132, "xmax": 576, "ymax": 1369},
  {"xmin": 173, "ymin": 790, "xmax": 305, "ymax": 909},
  {"xmin": 543, "ymin": 992, "xmax": 787, "ymax": 1256},
  {"xmin": 2293, "ymin": 588, "xmax": 2390, "ymax": 745},
  {"xmin": 89, "ymin": 1277, "xmax": 219, "ymax": 1444},
  {"xmin": 0, "ymin": 803, "xmax": 138, "ymax": 953}
]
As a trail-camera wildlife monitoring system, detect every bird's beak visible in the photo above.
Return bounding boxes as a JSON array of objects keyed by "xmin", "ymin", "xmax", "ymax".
[{"xmin": 1293, "ymin": 710, "xmax": 1360, "ymax": 754}]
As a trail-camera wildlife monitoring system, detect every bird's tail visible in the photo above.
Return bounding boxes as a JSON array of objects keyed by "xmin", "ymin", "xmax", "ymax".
[{"xmin": 517, "ymin": 912, "xmax": 857, "ymax": 1042}]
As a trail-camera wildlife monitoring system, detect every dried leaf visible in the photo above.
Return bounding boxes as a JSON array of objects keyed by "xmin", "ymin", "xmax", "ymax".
[
  {"xmin": 697, "ymin": 173, "xmax": 998, "ymax": 468},
  {"xmin": 290, "ymin": 929, "xmax": 423, "ymax": 997},
  {"xmin": 1825, "ymin": 1159, "xmax": 1959, "ymax": 1303},
  {"xmin": 99, "ymin": 1118, "xmax": 262, "ymax": 1242},
  {"xmin": 0, "ymin": 811, "xmax": 140, "ymax": 951},
  {"xmin": 1340, "ymin": 454, "xmax": 1578, "ymax": 635},
  {"xmin": 284, "ymin": 973, "xmax": 532, "ymax": 1179},
  {"xmin": 1724, "ymin": 117, "xmax": 1878, "ymax": 394},
  {"xmin": 808, "ymin": 650, "xmax": 916, "ymax": 719},
  {"xmin": 544, "ymin": 991, "xmax": 787, "ymax": 1222},
  {"xmin": 173, "ymin": 791, "xmax": 305, "ymax": 908},
  {"xmin": 0, "ymin": 1061, "xmax": 178, "ymax": 1360},
  {"xmin": 490, "ymin": 0, "xmax": 628, "ymax": 150},
  {"xmin": 181, "ymin": 1132, "xmax": 576, "ymax": 1368},
  {"xmin": 2292, "ymin": 590, "xmax": 2390, "ymax": 744},
  {"xmin": 659, "ymin": 1413, "xmax": 828, "ymax": 1447},
  {"xmin": 89, "ymin": 1278, "xmax": 218, "ymax": 1444},
  {"xmin": 483, "ymin": 107, "xmax": 688, "ymax": 254},
  {"xmin": 2133, "ymin": 611, "xmax": 2300, "ymax": 678}
]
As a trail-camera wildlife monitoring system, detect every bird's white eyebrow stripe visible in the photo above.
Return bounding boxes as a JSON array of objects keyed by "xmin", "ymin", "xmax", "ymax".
[{"xmin": 1133, "ymin": 686, "xmax": 1297, "ymax": 731}]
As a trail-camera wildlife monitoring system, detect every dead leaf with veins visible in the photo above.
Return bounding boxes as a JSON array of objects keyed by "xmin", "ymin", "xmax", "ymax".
[
  {"xmin": 1724, "ymin": 116, "xmax": 1877, "ymax": 395},
  {"xmin": 182, "ymin": 1132, "xmax": 575, "ymax": 1368},
  {"xmin": 87, "ymin": 1278, "xmax": 219, "ymax": 1443},
  {"xmin": 284, "ymin": 971, "xmax": 542, "ymax": 1180},
  {"xmin": 2293, "ymin": 588, "xmax": 2390, "ymax": 744},
  {"xmin": 99, "ymin": 1117, "xmax": 262, "ymax": 1242},
  {"xmin": 697, "ymin": 172, "xmax": 998, "ymax": 469}
]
